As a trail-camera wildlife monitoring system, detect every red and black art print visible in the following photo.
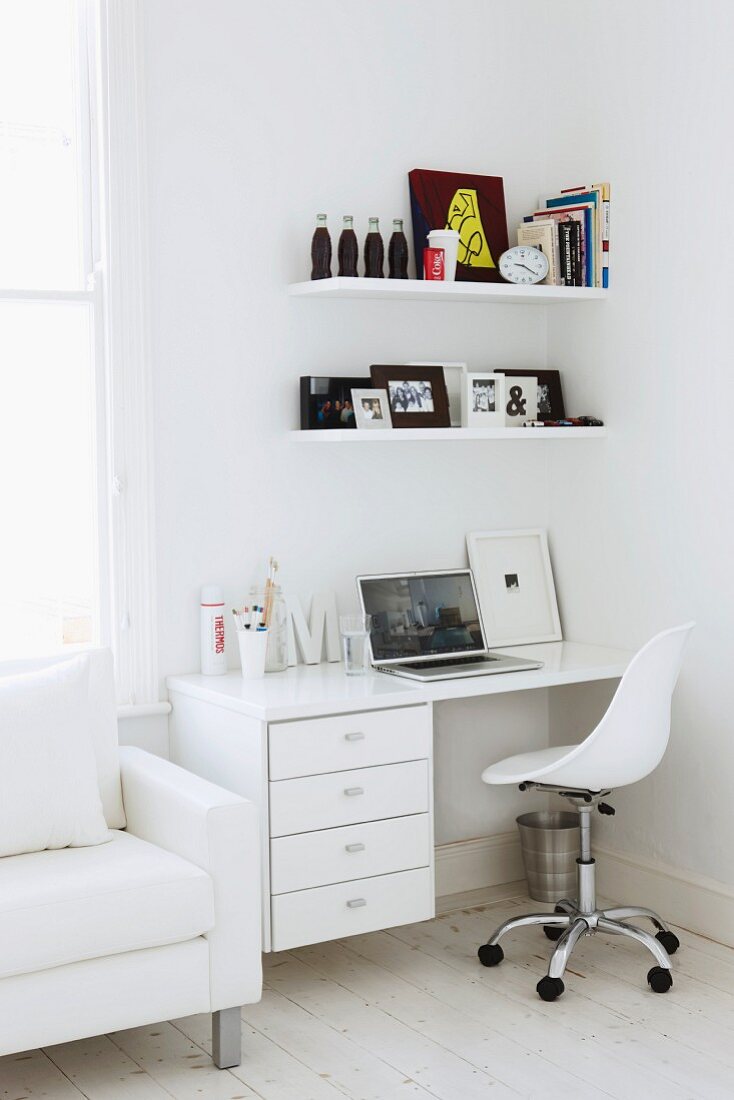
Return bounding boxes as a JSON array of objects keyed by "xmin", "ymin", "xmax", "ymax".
[{"xmin": 409, "ymin": 168, "xmax": 509, "ymax": 283}]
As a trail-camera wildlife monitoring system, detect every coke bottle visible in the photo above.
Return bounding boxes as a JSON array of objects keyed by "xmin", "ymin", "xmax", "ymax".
[
  {"xmin": 310, "ymin": 213, "xmax": 332, "ymax": 280},
  {"xmin": 364, "ymin": 217, "xmax": 384, "ymax": 278},
  {"xmin": 388, "ymin": 218, "xmax": 409, "ymax": 279},
  {"xmin": 337, "ymin": 215, "xmax": 359, "ymax": 277}
]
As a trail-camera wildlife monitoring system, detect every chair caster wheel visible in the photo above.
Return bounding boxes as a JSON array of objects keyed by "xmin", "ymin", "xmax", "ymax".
[
  {"xmin": 478, "ymin": 943, "xmax": 504, "ymax": 967},
  {"xmin": 656, "ymin": 929, "xmax": 680, "ymax": 955},
  {"xmin": 647, "ymin": 966, "xmax": 673, "ymax": 993},
  {"xmin": 537, "ymin": 976, "xmax": 565, "ymax": 1001},
  {"xmin": 544, "ymin": 925, "xmax": 564, "ymax": 941}
]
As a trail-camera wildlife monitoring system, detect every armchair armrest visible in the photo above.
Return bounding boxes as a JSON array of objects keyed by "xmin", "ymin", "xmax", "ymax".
[{"xmin": 119, "ymin": 746, "xmax": 261, "ymax": 1009}]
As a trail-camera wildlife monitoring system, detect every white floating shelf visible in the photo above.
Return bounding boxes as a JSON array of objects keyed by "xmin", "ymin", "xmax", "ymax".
[
  {"xmin": 288, "ymin": 277, "xmax": 607, "ymax": 305},
  {"xmin": 292, "ymin": 427, "xmax": 606, "ymax": 442}
]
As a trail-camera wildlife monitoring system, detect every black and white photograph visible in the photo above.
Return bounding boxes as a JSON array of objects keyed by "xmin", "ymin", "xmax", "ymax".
[
  {"xmin": 405, "ymin": 361, "xmax": 467, "ymax": 426},
  {"xmin": 505, "ymin": 573, "xmax": 520, "ymax": 591},
  {"xmin": 472, "ymin": 379, "xmax": 496, "ymax": 413},
  {"xmin": 388, "ymin": 379, "xmax": 434, "ymax": 413},
  {"xmin": 370, "ymin": 365, "xmax": 451, "ymax": 428},
  {"xmin": 352, "ymin": 387, "xmax": 393, "ymax": 430},
  {"xmin": 462, "ymin": 372, "xmax": 505, "ymax": 427}
]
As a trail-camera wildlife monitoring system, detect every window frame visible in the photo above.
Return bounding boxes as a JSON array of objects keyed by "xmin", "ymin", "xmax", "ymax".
[{"xmin": 0, "ymin": 0, "xmax": 157, "ymax": 704}]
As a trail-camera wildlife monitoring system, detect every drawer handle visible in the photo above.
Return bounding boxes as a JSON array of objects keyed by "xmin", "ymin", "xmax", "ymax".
[
  {"xmin": 345, "ymin": 842, "xmax": 365, "ymax": 853},
  {"xmin": 346, "ymin": 898, "xmax": 367, "ymax": 909},
  {"xmin": 344, "ymin": 787, "xmax": 364, "ymax": 797},
  {"xmin": 344, "ymin": 731, "xmax": 365, "ymax": 742}
]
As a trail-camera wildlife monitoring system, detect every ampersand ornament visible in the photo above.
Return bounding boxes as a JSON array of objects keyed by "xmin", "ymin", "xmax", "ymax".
[{"xmin": 506, "ymin": 385, "xmax": 527, "ymax": 417}]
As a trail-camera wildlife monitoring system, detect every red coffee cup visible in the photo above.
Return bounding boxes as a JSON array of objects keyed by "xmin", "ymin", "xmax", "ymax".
[{"xmin": 423, "ymin": 247, "xmax": 445, "ymax": 281}]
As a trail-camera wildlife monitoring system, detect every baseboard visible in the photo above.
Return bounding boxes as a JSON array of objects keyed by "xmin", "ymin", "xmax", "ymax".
[
  {"xmin": 596, "ymin": 844, "xmax": 734, "ymax": 948},
  {"xmin": 435, "ymin": 833, "xmax": 734, "ymax": 948},
  {"xmin": 434, "ymin": 832, "xmax": 524, "ymax": 898}
]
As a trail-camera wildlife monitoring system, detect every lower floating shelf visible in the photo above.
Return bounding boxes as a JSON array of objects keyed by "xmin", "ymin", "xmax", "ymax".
[{"xmin": 291, "ymin": 427, "xmax": 606, "ymax": 442}]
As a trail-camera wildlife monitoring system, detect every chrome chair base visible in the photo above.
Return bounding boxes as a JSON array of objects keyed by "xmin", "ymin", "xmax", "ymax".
[{"xmin": 478, "ymin": 794, "xmax": 680, "ymax": 1000}]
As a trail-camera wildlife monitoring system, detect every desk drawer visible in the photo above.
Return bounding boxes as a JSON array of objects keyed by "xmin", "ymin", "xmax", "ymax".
[
  {"xmin": 270, "ymin": 867, "xmax": 434, "ymax": 951},
  {"xmin": 270, "ymin": 813, "xmax": 431, "ymax": 894},
  {"xmin": 269, "ymin": 760, "xmax": 429, "ymax": 838},
  {"xmin": 268, "ymin": 705, "xmax": 430, "ymax": 780}
]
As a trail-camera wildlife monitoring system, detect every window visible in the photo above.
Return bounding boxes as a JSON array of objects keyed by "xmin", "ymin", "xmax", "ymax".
[
  {"xmin": 0, "ymin": 1, "xmax": 156, "ymax": 702},
  {"xmin": 0, "ymin": 1, "xmax": 105, "ymax": 660}
]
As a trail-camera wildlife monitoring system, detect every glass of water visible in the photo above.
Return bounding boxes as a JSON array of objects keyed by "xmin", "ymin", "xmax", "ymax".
[{"xmin": 340, "ymin": 614, "xmax": 372, "ymax": 676}]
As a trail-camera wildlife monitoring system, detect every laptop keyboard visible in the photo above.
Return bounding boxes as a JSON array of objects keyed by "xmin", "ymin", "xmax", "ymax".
[{"xmin": 409, "ymin": 655, "xmax": 499, "ymax": 670}]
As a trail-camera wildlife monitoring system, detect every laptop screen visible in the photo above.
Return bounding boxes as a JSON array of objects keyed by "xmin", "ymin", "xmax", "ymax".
[{"xmin": 358, "ymin": 571, "xmax": 486, "ymax": 663}]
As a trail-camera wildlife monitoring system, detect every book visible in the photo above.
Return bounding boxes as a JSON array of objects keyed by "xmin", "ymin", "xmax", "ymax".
[
  {"xmin": 556, "ymin": 182, "xmax": 610, "ymax": 287},
  {"xmin": 525, "ymin": 203, "xmax": 593, "ymax": 286},
  {"xmin": 516, "ymin": 219, "xmax": 559, "ymax": 285},
  {"xmin": 541, "ymin": 185, "xmax": 608, "ymax": 287},
  {"xmin": 556, "ymin": 220, "xmax": 581, "ymax": 286}
]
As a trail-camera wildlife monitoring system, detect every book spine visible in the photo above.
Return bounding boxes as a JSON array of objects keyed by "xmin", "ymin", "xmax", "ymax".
[
  {"xmin": 570, "ymin": 221, "xmax": 582, "ymax": 286},
  {"xmin": 558, "ymin": 222, "xmax": 574, "ymax": 286}
]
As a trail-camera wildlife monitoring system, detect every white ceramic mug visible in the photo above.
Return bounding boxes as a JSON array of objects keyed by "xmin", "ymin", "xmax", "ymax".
[{"xmin": 427, "ymin": 229, "xmax": 460, "ymax": 281}]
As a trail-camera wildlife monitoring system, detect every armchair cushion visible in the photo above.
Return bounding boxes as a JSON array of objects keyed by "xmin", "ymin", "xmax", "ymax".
[
  {"xmin": 0, "ymin": 656, "xmax": 111, "ymax": 858},
  {"xmin": 0, "ymin": 829, "xmax": 214, "ymax": 980}
]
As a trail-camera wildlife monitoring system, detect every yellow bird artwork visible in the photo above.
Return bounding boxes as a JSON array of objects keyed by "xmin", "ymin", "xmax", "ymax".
[{"xmin": 446, "ymin": 188, "xmax": 497, "ymax": 270}]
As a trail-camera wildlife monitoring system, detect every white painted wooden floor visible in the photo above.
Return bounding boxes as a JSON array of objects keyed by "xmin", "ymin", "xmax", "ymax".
[{"xmin": 3, "ymin": 894, "xmax": 734, "ymax": 1099}]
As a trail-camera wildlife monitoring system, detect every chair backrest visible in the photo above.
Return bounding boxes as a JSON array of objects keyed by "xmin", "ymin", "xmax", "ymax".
[
  {"xmin": 552, "ymin": 623, "xmax": 694, "ymax": 790},
  {"xmin": 0, "ymin": 648, "xmax": 126, "ymax": 828}
]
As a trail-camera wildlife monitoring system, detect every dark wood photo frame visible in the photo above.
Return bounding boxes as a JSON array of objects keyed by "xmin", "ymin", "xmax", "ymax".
[
  {"xmin": 496, "ymin": 369, "xmax": 565, "ymax": 421},
  {"xmin": 369, "ymin": 365, "xmax": 451, "ymax": 429}
]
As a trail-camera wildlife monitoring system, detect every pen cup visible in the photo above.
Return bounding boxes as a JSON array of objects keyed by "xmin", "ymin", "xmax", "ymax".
[{"xmin": 237, "ymin": 628, "xmax": 268, "ymax": 680}]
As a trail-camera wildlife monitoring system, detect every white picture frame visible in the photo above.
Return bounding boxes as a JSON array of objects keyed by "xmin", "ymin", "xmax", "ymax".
[
  {"xmin": 406, "ymin": 361, "xmax": 466, "ymax": 427},
  {"xmin": 462, "ymin": 372, "xmax": 505, "ymax": 427},
  {"xmin": 503, "ymin": 375, "xmax": 538, "ymax": 427},
  {"xmin": 352, "ymin": 388, "xmax": 393, "ymax": 429},
  {"xmin": 466, "ymin": 528, "xmax": 562, "ymax": 646}
]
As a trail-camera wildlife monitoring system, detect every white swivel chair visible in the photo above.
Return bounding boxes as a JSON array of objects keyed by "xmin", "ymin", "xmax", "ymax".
[{"xmin": 477, "ymin": 623, "xmax": 694, "ymax": 1002}]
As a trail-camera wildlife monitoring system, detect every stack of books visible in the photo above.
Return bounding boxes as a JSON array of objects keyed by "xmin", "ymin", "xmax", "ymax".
[{"xmin": 518, "ymin": 183, "xmax": 610, "ymax": 288}]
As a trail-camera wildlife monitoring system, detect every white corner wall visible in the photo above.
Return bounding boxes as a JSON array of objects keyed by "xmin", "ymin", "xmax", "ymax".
[
  {"xmin": 140, "ymin": 0, "xmax": 565, "ymax": 840},
  {"xmin": 139, "ymin": 0, "xmax": 734, "ymax": 880},
  {"xmin": 544, "ymin": 0, "xmax": 734, "ymax": 886}
]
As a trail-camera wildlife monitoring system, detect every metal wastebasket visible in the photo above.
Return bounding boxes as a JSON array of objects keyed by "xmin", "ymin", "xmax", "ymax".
[{"xmin": 516, "ymin": 811, "xmax": 580, "ymax": 903}]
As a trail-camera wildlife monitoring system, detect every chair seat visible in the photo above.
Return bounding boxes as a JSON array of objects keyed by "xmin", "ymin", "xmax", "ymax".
[
  {"xmin": 0, "ymin": 830, "xmax": 215, "ymax": 980},
  {"xmin": 482, "ymin": 745, "xmax": 580, "ymax": 786}
]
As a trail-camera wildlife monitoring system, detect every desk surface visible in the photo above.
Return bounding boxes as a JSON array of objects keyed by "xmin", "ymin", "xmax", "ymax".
[{"xmin": 167, "ymin": 641, "xmax": 631, "ymax": 722}]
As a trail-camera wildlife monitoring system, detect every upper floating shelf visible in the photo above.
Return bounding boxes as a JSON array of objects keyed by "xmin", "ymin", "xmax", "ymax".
[{"xmin": 288, "ymin": 277, "xmax": 608, "ymax": 305}]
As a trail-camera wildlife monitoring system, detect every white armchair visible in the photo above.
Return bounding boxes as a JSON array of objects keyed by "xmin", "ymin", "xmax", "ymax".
[{"xmin": 0, "ymin": 651, "xmax": 261, "ymax": 1068}]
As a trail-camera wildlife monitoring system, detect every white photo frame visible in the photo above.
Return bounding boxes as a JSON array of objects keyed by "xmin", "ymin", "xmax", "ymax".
[
  {"xmin": 406, "ymin": 361, "xmax": 466, "ymax": 427},
  {"xmin": 352, "ymin": 388, "xmax": 393, "ymax": 429},
  {"xmin": 466, "ymin": 528, "xmax": 562, "ymax": 646},
  {"xmin": 462, "ymin": 372, "xmax": 505, "ymax": 427},
  {"xmin": 503, "ymin": 375, "xmax": 538, "ymax": 427}
]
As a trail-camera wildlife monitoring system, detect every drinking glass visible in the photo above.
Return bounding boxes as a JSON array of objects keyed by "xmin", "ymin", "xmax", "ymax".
[{"xmin": 340, "ymin": 614, "xmax": 372, "ymax": 676}]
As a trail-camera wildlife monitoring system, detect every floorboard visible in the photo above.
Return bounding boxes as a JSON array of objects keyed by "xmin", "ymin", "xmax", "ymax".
[{"xmin": 4, "ymin": 894, "xmax": 734, "ymax": 1099}]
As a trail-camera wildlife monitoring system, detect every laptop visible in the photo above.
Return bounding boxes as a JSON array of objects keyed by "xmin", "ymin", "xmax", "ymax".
[{"xmin": 357, "ymin": 569, "xmax": 543, "ymax": 681}]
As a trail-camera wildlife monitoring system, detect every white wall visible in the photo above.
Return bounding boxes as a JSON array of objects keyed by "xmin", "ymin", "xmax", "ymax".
[
  {"xmin": 141, "ymin": 0, "xmax": 563, "ymax": 840},
  {"xmin": 140, "ymin": 0, "xmax": 734, "ymax": 872},
  {"xmin": 544, "ymin": 0, "xmax": 734, "ymax": 884}
]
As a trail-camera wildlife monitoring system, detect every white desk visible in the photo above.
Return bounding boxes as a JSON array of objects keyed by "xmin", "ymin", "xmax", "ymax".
[{"xmin": 167, "ymin": 641, "xmax": 630, "ymax": 952}]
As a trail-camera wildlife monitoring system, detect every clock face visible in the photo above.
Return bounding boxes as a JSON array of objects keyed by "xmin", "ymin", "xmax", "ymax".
[{"xmin": 499, "ymin": 246, "xmax": 550, "ymax": 285}]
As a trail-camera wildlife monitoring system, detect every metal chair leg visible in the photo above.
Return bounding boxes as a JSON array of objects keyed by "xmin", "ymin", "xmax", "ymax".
[
  {"xmin": 601, "ymin": 905, "xmax": 667, "ymax": 932},
  {"xmin": 596, "ymin": 918, "xmax": 671, "ymax": 969},
  {"xmin": 547, "ymin": 918, "xmax": 589, "ymax": 979},
  {"xmin": 554, "ymin": 898, "xmax": 578, "ymax": 915},
  {"xmin": 486, "ymin": 911, "xmax": 570, "ymax": 946}
]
